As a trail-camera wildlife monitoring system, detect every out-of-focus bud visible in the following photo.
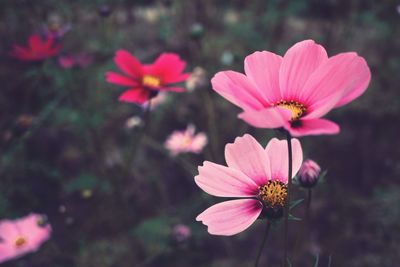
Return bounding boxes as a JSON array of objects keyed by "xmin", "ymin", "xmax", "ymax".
[
  {"xmin": 98, "ymin": 4, "xmax": 112, "ymax": 18},
  {"xmin": 297, "ymin": 159, "xmax": 321, "ymax": 188},
  {"xmin": 189, "ymin": 23, "xmax": 204, "ymax": 40},
  {"xmin": 172, "ymin": 224, "xmax": 191, "ymax": 242}
]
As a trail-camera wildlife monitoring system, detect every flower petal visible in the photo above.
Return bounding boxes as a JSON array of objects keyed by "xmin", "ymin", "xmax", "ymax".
[
  {"xmin": 244, "ymin": 51, "xmax": 282, "ymax": 103},
  {"xmin": 300, "ymin": 52, "xmax": 371, "ymax": 109},
  {"xmin": 28, "ymin": 34, "xmax": 42, "ymax": 51},
  {"xmin": 106, "ymin": 72, "xmax": 138, "ymax": 86},
  {"xmin": 196, "ymin": 199, "xmax": 263, "ymax": 236},
  {"xmin": 114, "ymin": 50, "xmax": 143, "ymax": 78},
  {"xmin": 265, "ymin": 138, "xmax": 303, "ymax": 183},
  {"xmin": 211, "ymin": 71, "xmax": 267, "ymax": 110},
  {"xmin": 238, "ymin": 107, "xmax": 291, "ymax": 129},
  {"xmin": 287, "ymin": 118, "xmax": 340, "ymax": 137},
  {"xmin": 225, "ymin": 134, "xmax": 271, "ymax": 186},
  {"xmin": 118, "ymin": 88, "xmax": 149, "ymax": 104},
  {"xmin": 195, "ymin": 161, "xmax": 259, "ymax": 197},
  {"xmin": 149, "ymin": 53, "xmax": 188, "ymax": 84},
  {"xmin": 279, "ymin": 40, "xmax": 328, "ymax": 100}
]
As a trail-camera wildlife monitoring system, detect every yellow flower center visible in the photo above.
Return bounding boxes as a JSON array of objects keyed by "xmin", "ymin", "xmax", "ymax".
[
  {"xmin": 14, "ymin": 236, "xmax": 27, "ymax": 248},
  {"xmin": 258, "ymin": 180, "xmax": 288, "ymax": 208},
  {"xmin": 275, "ymin": 100, "xmax": 306, "ymax": 121},
  {"xmin": 142, "ymin": 75, "xmax": 161, "ymax": 88}
]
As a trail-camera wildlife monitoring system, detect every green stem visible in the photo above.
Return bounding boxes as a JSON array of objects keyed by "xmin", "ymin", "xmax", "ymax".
[
  {"xmin": 254, "ymin": 221, "xmax": 271, "ymax": 267},
  {"xmin": 283, "ymin": 131, "xmax": 292, "ymax": 267}
]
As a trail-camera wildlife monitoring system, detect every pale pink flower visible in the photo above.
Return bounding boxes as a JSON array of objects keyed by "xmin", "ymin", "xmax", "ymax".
[
  {"xmin": 165, "ymin": 125, "xmax": 207, "ymax": 155},
  {"xmin": 0, "ymin": 213, "xmax": 52, "ymax": 263},
  {"xmin": 143, "ymin": 91, "xmax": 168, "ymax": 110},
  {"xmin": 212, "ymin": 40, "xmax": 371, "ymax": 137},
  {"xmin": 195, "ymin": 134, "xmax": 302, "ymax": 236}
]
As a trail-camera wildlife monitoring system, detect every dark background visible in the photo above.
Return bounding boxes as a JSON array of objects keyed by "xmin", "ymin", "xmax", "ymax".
[{"xmin": 0, "ymin": 0, "xmax": 399, "ymax": 266}]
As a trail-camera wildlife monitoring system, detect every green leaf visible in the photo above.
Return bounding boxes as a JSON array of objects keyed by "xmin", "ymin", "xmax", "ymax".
[
  {"xmin": 288, "ymin": 213, "xmax": 302, "ymax": 221},
  {"xmin": 289, "ymin": 198, "xmax": 304, "ymax": 210}
]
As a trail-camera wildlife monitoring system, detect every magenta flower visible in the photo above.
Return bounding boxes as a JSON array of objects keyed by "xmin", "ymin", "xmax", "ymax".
[
  {"xmin": 297, "ymin": 159, "xmax": 321, "ymax": 188},
  {"xmin": 58, "ymin": 53, "xmax": 93, "ymax": 69},
  {"xmin": 211, "ymin": 40, "xmax": 371, "ymax": 137},
  {"xmin": 0, "ymin": 213, "xmax": 52, "ymax": 263},
  {"xmin": 165, "ymin": 125, "xmax": 208, "ymax": 156},
  {"xmin": 195, "ymin": 134, "xmax": 303, "ymax": 236},
  {"xmin": 106, "ymin": 50, "xmax": 190, "ymax": 104},
  {"xmin": 9, "ymin": 34, "xmax": 61, "ymax": 61}
]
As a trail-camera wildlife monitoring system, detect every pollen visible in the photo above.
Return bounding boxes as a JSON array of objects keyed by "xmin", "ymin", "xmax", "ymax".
[
  {"xmin": 258, "ymin": 180, "xmax": 288, "ymax": 209},
  {"xmin": 14, "ymin": 236, "xmax": 27, "ymax": 248},
  {"xmin": 142, "ymin": 75, "xmax": 161, "ymax": 88},
  {"xmin": 275, "ymin": 100, "xmax": 306, "ymax": 121}
]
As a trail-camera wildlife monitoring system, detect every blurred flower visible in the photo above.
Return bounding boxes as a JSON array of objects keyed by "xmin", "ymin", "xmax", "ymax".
[
  {"xmin": 186, "ymin": 67, "xmax": 207, "ymax": 91},
  {"xmin": 106, "ymin": 50, "xmax": 190, "ymax": 104},
  {"xmin": 9, "ymin": 34, "xmax": 61, "ymax": 61},
  {"xmin": 81, "ymin": 189, "xmax": 93, "ymax": 199},
  {"xmin": 16, "ymin": 114, "xmax": 35, "ymax": 128},
  {"xmin": 125, "ymin": 116, "xmax": 143, "ymax": 129},
  {"xmin": 98, "ymin": 4, "xmax": 112, "ymax": 17},
  {"xmin": 297, "ymin": 159, "xmax": 321, "ymax": 188},
  {"xmin": 143, "ymin": 91, "xmax": 168, "ymax": 109},
  {"xmin": 165, "ymin": 125, "xmax": 207, "ymax": 156},
  {"xmin": 220, "ymin": 50, "xmax": 234, "ymax": 65},
  {"xmin": 0, "ymin": 213, "xmax": 51, "ymax": 263},
  {"xmin": 58, "ymin": 53, "xmax": 93, "ymax": 69},
  {"xmin": 212, "ymin": 40, "xmax": 371, "ymax": 137},
  {"xmin": 43, "ymin": 14, "xmax": 71, "ymax": 39},
  {"xmin": 397, "ymin": 5, "xmax": 400, "ymax": 15},
  {"xmin": 195, "ymin": 135, "xmax": 303, "ymax": 236},
  {"xmin": 224, "ymin": 9, "xmax": 240, "ymax": 24},
  {"xmin": 172, "ymin": 224, "xmax": 191, "ymax": 242},
  {"xmin": 133, "ymin": 6, "xmax": 167, "ymax": 24}
]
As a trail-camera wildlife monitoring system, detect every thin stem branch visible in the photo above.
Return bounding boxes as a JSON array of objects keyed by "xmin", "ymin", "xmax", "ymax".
[
  {"xmin": 254, "ymin": 221, "xmax": 271, "ymax": 267},
  {"xmin": 283, "ymin": 131, "xmax": 292, "ymax": 267}
]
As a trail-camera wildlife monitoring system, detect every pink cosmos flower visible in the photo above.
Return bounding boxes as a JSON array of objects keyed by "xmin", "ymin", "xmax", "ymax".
[
  {"xmin": 165, "ymin": 125, "xmax": 208, "ymax": 155},
  {"xmin": 10, "ymin": 34, "xmax": 61, "ymax": 61},
  {"xmin": 58, "ymin": 53, "xmax": 93, "ymax": 69},
  {"xmin": 211, "ymin": 40, "xmax": 371, "ymax": 137},
  {"xmin": 0, "ymin": 213, "xmax": 52, "ymax": 263},
  {"xmin": 195, "ymin": 134, "xmax": 302, "ymax": 236},
  {"xmin": 106, "ymin": 50, "xmax": 190, "ymax": 104}
]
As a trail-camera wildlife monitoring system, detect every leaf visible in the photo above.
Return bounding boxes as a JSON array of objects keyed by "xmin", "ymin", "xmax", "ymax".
[
  {"xmin": 289, "ymin": 198, "xmax": 304, "ymax": 210},
  {"xmin": 289, "ymin": 214, "xmax": 302, "ymax": 221}
]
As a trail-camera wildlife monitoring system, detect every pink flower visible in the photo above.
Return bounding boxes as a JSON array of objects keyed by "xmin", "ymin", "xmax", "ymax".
[
  {"xmin": 297, "ymin": 159, "xmax": 321, "ymax": 188},
  {"xmin": 106, "ymin": 50, "xmax": 190, "ymax": 104},
  {"xmin": 165, "ymin": 125, "xmax": 207, "ymax": 155},
  {"xmin": 211, "ymin": 40, "xmax": 371, "ymax": 137},
  {"xmin": 0, "ymin": 213, "xmax": 52, "ymax": 263},
  {"xmin": 58, "ymin": 53, "xmax": 93, "ymax": 69},
  {"xmin": 195, "ymin": 134, "xmax": 302, "ymax": 236},
  {"xmin": 10, "ymin": 34, "xmax": 61, "ymax": 61}
]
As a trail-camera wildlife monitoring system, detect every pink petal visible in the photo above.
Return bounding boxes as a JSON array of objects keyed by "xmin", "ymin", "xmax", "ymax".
[
  {"xmin": 16, "ymin": 214, "xmax": 51, "ymax": 252},
  {"xmin": 303, "ymin": 89, "xmax": 343, "ymax": 119},
  {"xmin": 287, "ymin": 118, "xmax": 340, "ymax": 137},
  {"xmin": 0, "ymin": 220, "xmax": 18, "ymax": 243},
  {"xmin": 300, "ymin": 52, "xmax": 371, "ymax": 109},
  {"xmin": 106, "ymin": 72, "xmax": 138, "ymax": 86},
  {"xmin": 196, "ymin": 199, "xmax": 263, "ymax": 236},
  {"xmin": 114, "ymin": 50, "xmax": 143, "ymax": 78},
  {"xmin": 225, "ymin": 134, "xmax": 271, "ymax": 186},
  {"xmin": 158, "ymin": 86, "xmax": 185, "ymax": 92},
  {"xmin": 195, "ymin": 161, "xmax": 259, "ymax": 197},
  {"xmin": 279, "ymin": 40, "xmax": 328, "ymax": 100},
  {"xmin": 118, "ymin": 88, "xmax": 150, "ymax": 104},
  {"xmin": 238, "ymin": 107, "xmax": 291, "ymax": 129},
  {"xmin": 244, "ymin": 51, "xmax": 282, "ymax": 103},
  {"xmin": 211, "ymin": 71, "xmax": 267, "ymax": 111},
  {"xmin": 149, "ymin": 53, "xmax": 188, "ymax": 84},
  {"xmin": 28, "ymin": 34, "xmax": 42, "ymax": 51},
  {"xmin": 265, "ymin": 138, "xmax": 303, "ymax": 183}
]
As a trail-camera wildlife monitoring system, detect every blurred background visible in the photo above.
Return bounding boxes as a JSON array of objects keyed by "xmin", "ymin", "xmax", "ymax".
[{"xmin": 0, "ymin": 0, "xmax": 399, "ymax": 266}]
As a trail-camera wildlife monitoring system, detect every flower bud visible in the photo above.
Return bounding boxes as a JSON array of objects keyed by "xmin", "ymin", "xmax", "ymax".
[{"xmin": 297, "ymin": 159, "xmax": 321, "ymax": 188}]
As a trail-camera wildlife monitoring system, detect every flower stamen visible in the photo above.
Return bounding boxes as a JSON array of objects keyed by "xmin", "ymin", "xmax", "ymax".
[
  {"xmin": 14, "ymin": 236, "xmax": 27, "ymax": 248},
  {"xmin": 258, "ymin": 180, "xmax": 288, "ymax": 209},
  {"xmin": 275, "ymin": 100, "xmax": 306, "ymax": 121},
  {"xmin": 142, "ymin": 75, "xmax": 161, "ymax": 88}
]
